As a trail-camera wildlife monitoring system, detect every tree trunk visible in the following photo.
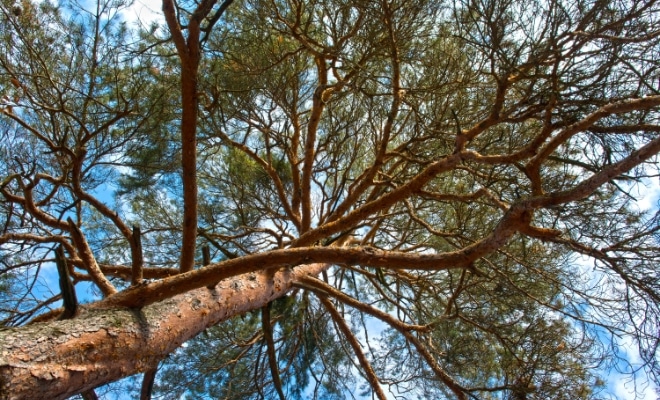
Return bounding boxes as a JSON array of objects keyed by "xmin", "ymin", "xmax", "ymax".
[{"xmin": 0, "ymin": 263, "xmax": 326, "ymax": 400}]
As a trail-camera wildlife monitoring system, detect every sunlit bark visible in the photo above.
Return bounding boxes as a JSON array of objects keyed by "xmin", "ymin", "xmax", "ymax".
[{"xmin": 2, "ymin": 0, "xmax": 660, "ymax": 398}]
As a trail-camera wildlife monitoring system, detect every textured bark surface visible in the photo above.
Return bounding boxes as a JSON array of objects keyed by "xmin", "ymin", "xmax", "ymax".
[
  {"xmin": 2, "ymin": 0, "xmax": 660, "ymax": 398},
  {"xmin": 2, "ymin": 129, "xmax": 659, "ymax": 398},
  {"xmin": 0, "ymin": 263, "xmax": 325, "ymax": 400}
]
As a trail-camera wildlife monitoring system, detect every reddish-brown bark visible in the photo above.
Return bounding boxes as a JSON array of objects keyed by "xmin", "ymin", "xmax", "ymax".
[
  {"xmin": 0, "ymin": 262, "xmax": 327, "ymax": 400},
  {"xmin": 319, "ymin": 296, "xmax": 388, "ymax": 400},
  {"xmin": 67, "ymin": 219, "xmax": 117, "ymax": 297},
  {"xmin": 2, "ymin": 120, "xmax": 658, "ymax": 398},
  {"xmin": 1, "ymin": 2, "xmax": 659, "ymax": 397},
  {"xmin": 162, "ymin": 0, "xmax": 201, "ymax": 273},
  {"xmin": 163, "ymin": 0, "xmax": 234, "ymax": 273}
]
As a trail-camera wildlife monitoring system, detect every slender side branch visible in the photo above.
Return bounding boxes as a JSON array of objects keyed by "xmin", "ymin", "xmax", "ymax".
[
  {"xmin": 526, "ymin": 133, "xmax": 660, "ymax": 208},
  {"xmin": 131, "ymin": 226, "xmax": 144, "ymax": 286},
  {"xmin": 292, "ymin": 153, "xmax": 463, "ymax": 247},
  {"xmin": 80, "ymin": 390, "xmax": 99, "ymax": 400},
  {"xmin": 202, "ymin": 245, "xmax": 211, "ymax": 266},
  {"xmin": 527, "ymin": 96, "xmax": 660, "ymax": 171},
  {"xmin": 261, "ymin": 302, "xmax": 286, "ymax": 400},
  {"xmin": 317, "ymin": 295, "xmax": 387, "ymax": 400},
  {"xmin": 297, "ymin": 276, "xmax": 429, "ymax": 332},
  {"xmin": 398, "ymin": 330, "xmax": 468, "ymax": 400},
  {"xmin": 140, "ymin": 367, "xmax": 158, "ymax": 400},
  {"xmin": 301, "ymin": 56, "xmax": 328, "ymax": 232},
  {"xmin": 74, "ymin": 187, "xmax": 132, "ymax": 239},
  {"xmin": 55, "ymin": 246, "xmax": 78, "ymax": 320},
  {"xmin": 1, "ymin": 184, "xmax": 69, "ymax": 231},
  {"xmin": 97, "ymin": 264, "xmax": 179, "ymax": 280},
  {"xmin": 300, "ymin": 276, "xmax": 468, "ymax": 399},
  {"xmin": 161, "ymin": 0, "xmax": 188, "ymax": 57},
  {"xmin": 67, "ymin": 218, "xmax": 117, "ymax": 296},
  {"xmin": 161, "ymin": 0, "xmax": 234, "ymax": 272}
]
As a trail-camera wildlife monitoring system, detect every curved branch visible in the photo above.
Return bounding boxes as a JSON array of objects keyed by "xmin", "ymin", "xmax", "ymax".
[
  {"xmin": 528, "ymin": 96, "xmax": 660, "ymax": 171},
  {"xmin": 54, "ymin": 246, "xmax": 78, "ymax": 320},
  {"xmin": 98, "ymin": 237, "xmax": 523, "ymax": 308},
  {"xmin": 140, "ymin": 367, "xmax": 158, "ymax": 400},
  {"xmin": 317, "ymin": 295, "xmax": 387, "ymax": 400},
  {"xmin": 292, "ymin": 153, "xmax": 463, "ymax": 247},
  {"xmin": 67, "ymin": 218, "xmax": 117, "ymax": 297},
  {"xmin": 526, "ymin": 132, "xmax": 660, "ymax": 208},
  {"xmin": 261, "ymin": 302, "xmax": 286, "ymax": 400},
  {"xmin": 298, "ymin": 276, "xmax": 468, "ymax": 399},
  {"xmin": 296, "ymin": 276, "xmax": 429, "ymax": 333}
]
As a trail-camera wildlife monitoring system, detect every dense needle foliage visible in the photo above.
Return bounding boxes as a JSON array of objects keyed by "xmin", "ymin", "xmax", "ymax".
[{"xmin": 1, "ymin": 0, "xmax": 660, "ymax": 398}]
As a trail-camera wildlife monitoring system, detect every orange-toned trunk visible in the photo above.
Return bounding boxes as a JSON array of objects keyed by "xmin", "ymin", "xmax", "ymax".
[
  {"xmin": 0, "ymin": 263, "xmax": 327, "ymax": 400},
  {"xmin": 179, "ymin": 64, "xmax": 199, "ymax": 272}
]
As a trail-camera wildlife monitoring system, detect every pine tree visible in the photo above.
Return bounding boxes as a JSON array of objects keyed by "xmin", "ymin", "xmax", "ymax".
[{"xmin": 1, "ymin": 0, "xmax": 660, "ymax": 398}]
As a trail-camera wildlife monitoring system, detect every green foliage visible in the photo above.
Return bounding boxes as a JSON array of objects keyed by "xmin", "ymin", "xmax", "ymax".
[
  {"xmin": 157, "ymin": 293, "xmax": 353, "ymax": 399},
  {"xmin": 149, "ymin": 0, "xmax": 660, "ymax": 396},
  {"xmin": 0, "ymin": 0, "xmax": 181, "ymax": 306},
  {"xmin": 2, "ymin": 0, "xmax": 660, "ymax": 398}
]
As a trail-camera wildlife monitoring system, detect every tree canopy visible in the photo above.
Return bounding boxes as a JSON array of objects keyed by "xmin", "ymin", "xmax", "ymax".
[{"xmin": 1, "ymin": 0, "xmax": 660, "ymax": 398}]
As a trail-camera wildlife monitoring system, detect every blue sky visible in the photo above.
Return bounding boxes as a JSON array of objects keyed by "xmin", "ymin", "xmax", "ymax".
[{"xmin": 20, "ymin": 1, "xmax": 659, "ymax": 398}]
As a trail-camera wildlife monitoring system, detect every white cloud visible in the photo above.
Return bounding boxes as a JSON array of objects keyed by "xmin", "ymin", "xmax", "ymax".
[
  {"xmin": 607, "ymin": 334, "xmax": 659, "ymax": 400},
  {"xmin": 612, "ymin": 376, "xmax": 658, "ymax": 400},
  {"xmin": 120, "ymin": 0, "xmax": 163, "ymax": 27}
]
